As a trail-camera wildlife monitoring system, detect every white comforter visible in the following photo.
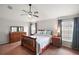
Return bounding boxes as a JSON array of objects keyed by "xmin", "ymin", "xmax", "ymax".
[
  {"xmin": 36, "ymin": 35, "xmax": 51, "ymax": 49},
  {"xmin": 31, "ymin": 35, "xmax": 52, "ymax": 49}
]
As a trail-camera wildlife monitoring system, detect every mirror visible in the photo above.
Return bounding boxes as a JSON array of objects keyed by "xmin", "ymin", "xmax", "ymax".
[
  {"xmin": 10, "ymin": 26, "xmax": 24, "ymax": 32},
  {"xmin": 30, "ymin": 23, "xmax": 37, "ymax": 35}
]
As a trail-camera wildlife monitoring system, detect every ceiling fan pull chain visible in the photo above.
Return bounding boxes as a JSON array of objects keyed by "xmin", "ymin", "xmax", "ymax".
[{"xmin": 29, "ymin": 4, "xmax": 31, "ymax": 12}]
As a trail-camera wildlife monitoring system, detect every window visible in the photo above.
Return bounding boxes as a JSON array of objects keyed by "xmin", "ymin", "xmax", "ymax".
[{"xmin": 62, "ymin": 20, "xmax": 74, "ymax": 42}]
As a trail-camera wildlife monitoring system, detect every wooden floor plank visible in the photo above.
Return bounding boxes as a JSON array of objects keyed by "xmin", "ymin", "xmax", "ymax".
[
  {"xmin": 0, "ymin": 41, "xmax": 34, "ymax": 55},
  {"xmin": 42, "ymin": 45, "xmax": 79, "ymax": 55},
  {"xmin": 0, "ymin": 41, "xmax": 79, "ymax": 55}
]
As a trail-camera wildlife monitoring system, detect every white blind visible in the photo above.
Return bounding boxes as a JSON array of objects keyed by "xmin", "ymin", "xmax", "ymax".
[{"xmin": 62, "ymin": 19, "xmax": 74, "ymax": 42}]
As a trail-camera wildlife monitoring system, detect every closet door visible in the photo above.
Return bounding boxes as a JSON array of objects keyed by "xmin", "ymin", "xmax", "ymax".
[{"xmin": 62, "ymin": 20, "xmax": 74, "ymax": 47}]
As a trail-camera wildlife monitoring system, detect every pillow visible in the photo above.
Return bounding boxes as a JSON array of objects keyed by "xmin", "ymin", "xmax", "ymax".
[
  {"xmin": 46, "ymin": 30, "xmax": 52, "ymax": 35},
  {"xmin": 42, "ymin": 30, "xmax": 46, "ymax": 35},
  {"xmin": 37, "ymin": 30, "xmax": 46, "ymax": 35},
  {"xmin": 37, "ymin": 31, "xmax": 42, "ymax": 34}
]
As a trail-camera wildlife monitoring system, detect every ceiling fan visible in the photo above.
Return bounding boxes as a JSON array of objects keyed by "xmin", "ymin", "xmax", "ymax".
[{"xmin": 21, "ymin": 4, "xmax": 39, "ymax": 18}]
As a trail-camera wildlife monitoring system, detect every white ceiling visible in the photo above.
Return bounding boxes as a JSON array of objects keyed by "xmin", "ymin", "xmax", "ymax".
[{"xmin": 0, "ymin": 4, "xmax": 79, "ymax": 22}]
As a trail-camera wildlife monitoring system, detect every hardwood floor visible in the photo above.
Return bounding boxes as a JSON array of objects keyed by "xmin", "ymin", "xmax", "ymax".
[
  {"xmin": 0, "ymin": 41, "xmax": 79, "ymax": 55},
  {"xmin": 0, "ymin": 41, "xmax": 34, "ymax": 55},
  {"xmin": 42, "ymin": 45, "xmax": 79, "ymax": 55}
]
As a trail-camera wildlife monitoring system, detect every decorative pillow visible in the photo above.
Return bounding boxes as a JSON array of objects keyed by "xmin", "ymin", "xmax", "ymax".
[
  {"xmin": 37, "ymin": 30, "xmax": 43, "ymax": 35},
  {"xmin": 37, "ymin": 31, "xmax": 42, "ymax": 34},
  {"xmin": 42, "ymin": 30, "xmax": 46, "ymax": 35},
  {"xmin": 46, "ymin": 30, "xmax": 52, "ymax": 35}
]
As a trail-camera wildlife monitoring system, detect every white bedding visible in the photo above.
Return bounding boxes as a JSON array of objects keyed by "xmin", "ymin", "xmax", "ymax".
[
  {"xmin": 36, "ymin": 35, "xmax": 51, "ymax": 49},
  {"xmin": 31, "ymin": 35, "xmax": 51, "ymax": 48},
  {"xmin": 30, "ymin": 35, "xmax": 52, "ymax": 54}
]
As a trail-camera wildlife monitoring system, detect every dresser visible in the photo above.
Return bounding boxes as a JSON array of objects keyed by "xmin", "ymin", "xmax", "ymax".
[{"xmin": 9, "ymin": 32, "xmax": 26, "ymax": 43}]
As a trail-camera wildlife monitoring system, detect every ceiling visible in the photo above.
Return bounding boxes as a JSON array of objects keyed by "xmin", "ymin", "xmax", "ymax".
[{"xmin": 0, "ymin": 4, "xmax": 79, "ymax": 22}]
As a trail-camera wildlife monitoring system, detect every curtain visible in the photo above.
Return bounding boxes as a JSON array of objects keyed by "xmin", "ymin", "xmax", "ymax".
[
  {"xmin": 58, "ymin": 20, "xmax": 62, "ymax": 46},
  {"xmin": 72, "ymin": 17, "xmax": 79, "ymax": 49},
  {"xmin": 58, "ymin": 20, "xmax": 62, "ymax": 37}
]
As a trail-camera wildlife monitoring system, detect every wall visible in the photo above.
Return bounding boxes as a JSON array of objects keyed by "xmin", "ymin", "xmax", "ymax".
[
  {"xmin": 0, "ymin": 5, "xmax": 30, "ymax": 44},
  {"xmin": 0, "ymin": 18, "xmax": 29, "ymax": 44},
  {"xmin": 37, "ymin": 19, "xmax": 58, "ymax": 35}
]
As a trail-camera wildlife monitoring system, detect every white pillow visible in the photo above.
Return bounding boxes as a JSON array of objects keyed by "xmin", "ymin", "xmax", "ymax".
[
  {"xmin": 42, "ymin": 30, "xmax": 46, "ymax": 35},
  {"xmin": 46, "ymin": 30, "xmax": 52, "ymax": 35},
  {"xmin": 37, "ymin": 31, "xmax": 43, "ymax": 35}
]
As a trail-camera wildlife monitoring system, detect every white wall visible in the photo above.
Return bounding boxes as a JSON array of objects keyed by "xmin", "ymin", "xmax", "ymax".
[
  {"xmin": 37, "ymin": 19, "xmax": 58, "ymax": 35},
  {"xmin": 0, "ymin": 5, "xmax": 30, "ymax": 44},
  {"xmin": 0, "ymin": 18, "xmax": 29, "ymax": 44}
]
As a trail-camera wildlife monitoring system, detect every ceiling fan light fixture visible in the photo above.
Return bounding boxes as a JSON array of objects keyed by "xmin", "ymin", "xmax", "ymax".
[
  {"xmin": 28, "ymin": 14, "xmax": 32, "ymax": 18},
  {"xmin": 21, "ymin": 4, "xmax": 39, "ymax": 18}
]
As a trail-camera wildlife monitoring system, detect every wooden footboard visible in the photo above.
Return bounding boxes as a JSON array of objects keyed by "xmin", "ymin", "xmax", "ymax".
[
  {"xmin": 21, "ymin": 35, "xmax": 36, "ymax": 54},
  {"xmin": 21, "ymin": 35, "xmax": 50, "ymax": 55}
]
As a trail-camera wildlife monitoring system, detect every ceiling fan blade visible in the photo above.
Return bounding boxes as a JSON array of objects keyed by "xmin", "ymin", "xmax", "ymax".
[
  {"xmin": 34, "ymin": 11, "xmax": 38, "ymax": 14},
  {"xmin": 20, "ymin": 14, "xmax": 27, "ymax": 16},
  {"xmin": 33, "ymin": 15, "xmax": 39, "ymax": 17},
  {"xmin": 21, "ymin": 10, "xmax": 27, "ymax": 13}
]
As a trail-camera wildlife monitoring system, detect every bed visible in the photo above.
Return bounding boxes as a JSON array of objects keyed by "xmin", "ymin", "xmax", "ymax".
[
  {"xmin": 32, "ymin": 35, "xmax": 52, "ymax": 54},
  {"xmin": 31, "ymin": 30, "xmax": 52, "ymax": 54},
  {"xmin": 21, "ymin": 30, "xmax": 52, "ymax": 55}
]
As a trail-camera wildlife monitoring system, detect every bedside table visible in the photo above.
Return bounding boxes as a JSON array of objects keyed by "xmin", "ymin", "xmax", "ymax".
[{"xmin": 52, "ymin": 36, "xmax": 61, "ymax": 47}]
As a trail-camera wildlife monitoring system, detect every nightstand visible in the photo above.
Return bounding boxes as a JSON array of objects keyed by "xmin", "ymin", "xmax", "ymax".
[{"xmin": 52, "ymin": 36, "xmax": 61, "ymax": 47}]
